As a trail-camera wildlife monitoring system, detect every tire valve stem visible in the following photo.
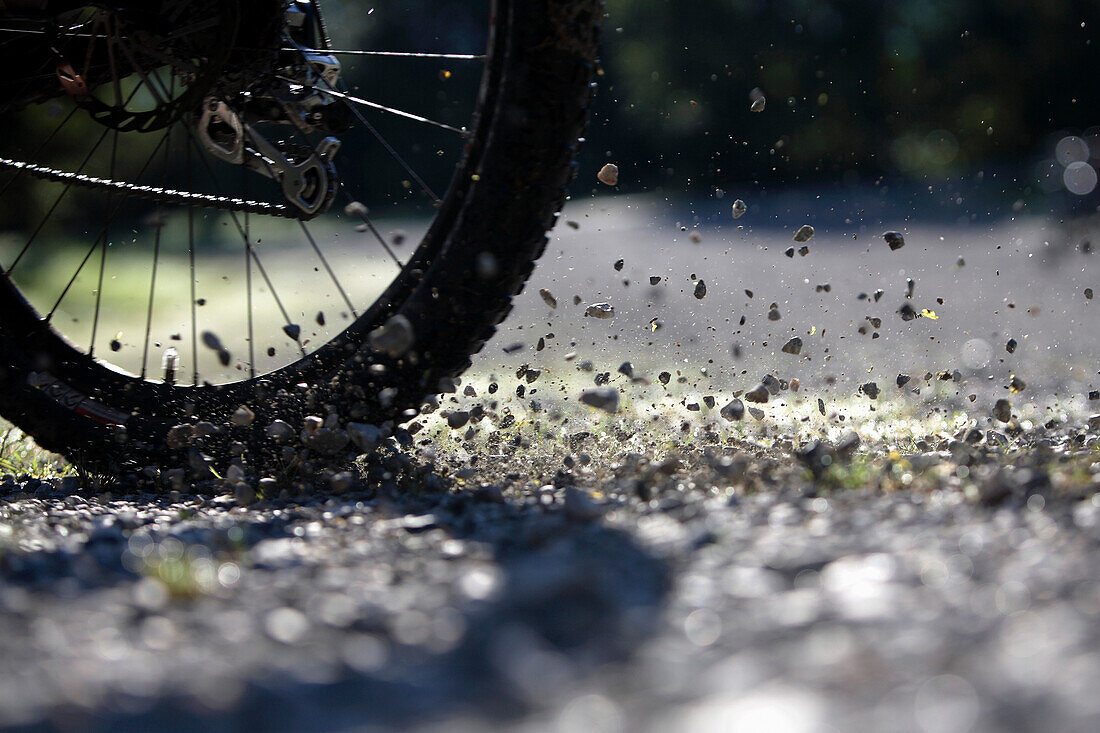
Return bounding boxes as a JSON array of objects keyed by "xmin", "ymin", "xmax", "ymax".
[{"xmin": 162, "ymin": 347, "xmax": 179, "ymax": 385}]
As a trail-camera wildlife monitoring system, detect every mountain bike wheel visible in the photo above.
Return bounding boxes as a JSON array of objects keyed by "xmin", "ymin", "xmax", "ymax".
[{"xmin": 0, "ymin": 0, "xmax": 602, "ymax": 481}]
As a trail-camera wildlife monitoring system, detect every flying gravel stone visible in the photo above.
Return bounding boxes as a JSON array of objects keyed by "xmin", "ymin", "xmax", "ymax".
[
  {"xmin": 597, "ymin": 163, "xmax": 619, "ymax": 186},
  {"xmin": 694, "ymin": 280, "xmax": 707, "ymax": 299},
  {"xmin": 539, "ymin": 288, "xmax": 557, "ymax": 309},
  {"xmin": 993, "ymin": 399, "xmax": 1012, "ymax": 423},
  {"xmin": 781, "ymin": 337, "xmax": 803, "ymax": 355},
  {"xmin": 793, "ymin": 225, "xmax": 815, "ymax": 242},
  {"xmin": 749, "ymin": 87, "xmax": 766, "ymax": 112},
  {"xmin": 369, "ymin": 314, "xmax": 415, "ymax": 357},
  {"xmin": 720, "ymin": 398, "xmax": 745, "ymax": 421},
  {"xmin": 883, "ymin": 231, "xmax": 905, "ymax": 250},
  {"xmin": 731, "ymin": 199, "xmax": 747, "ymax": 219},
  {"xmin": 585, "ymin": 302, "xmax": 615, "ymax": 319},
  {"xmin": 580, "ymin": 387, "xmax": 619, "ymax": 413},
  {"xmin": 744, "ymin": 384, "xmax": 769, "ymax": 403}
]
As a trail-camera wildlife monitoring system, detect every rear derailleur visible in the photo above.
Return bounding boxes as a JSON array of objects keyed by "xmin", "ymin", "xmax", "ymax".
[{"xmin": 196, "ymin": 1, "xmax": 349, "ymax": 218}]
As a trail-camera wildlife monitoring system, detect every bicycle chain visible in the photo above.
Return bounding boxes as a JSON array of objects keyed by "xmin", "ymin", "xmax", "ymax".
[{"xmin": 0, "ymin": 156, "xmax": 295, "ymax": 217}]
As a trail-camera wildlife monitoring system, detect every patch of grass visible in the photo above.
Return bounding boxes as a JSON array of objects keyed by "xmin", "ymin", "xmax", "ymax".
[{"xmin": 0, "ymin": 424, "xmax": 73, "ymax": 479}]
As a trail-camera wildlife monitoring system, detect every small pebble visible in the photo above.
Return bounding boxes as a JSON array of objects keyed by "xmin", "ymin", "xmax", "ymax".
[
  {"xmin": 731, "ymin": 199, "xmax": 747, "ymax": 219},
  {"xmin": 614, "ymin": 259, "xmax": 624, "ymax": 271},
  {"xmin": 1006, "ymin": 338, "xmax": 1017, "ymax": 354},
  {"xmin": 539, "ymin": 288, "xmax": 557, "ymax": 309},
  {"xmin": 649, "ymin": 276, "xmax": 662, "ymax": 286},
  {"xmin": 720, "ymin": 398, "xmax": 745, "ymax": 421},
  {"xmin": 749, "ymin": 88, "xmax": 766, "ymax": 112},
  {"xmin": 597, "ymin": 163, "xmax": 619, "ymax": 186},
  {"xmin": 781, "ymin": 337, "xmax": 802, "ymax": 355},
  {"xmin": 585, "ymin": 303, "xmax": 615, "ymax": 319},
  {"xmin": 861, "ymin": 382, "xmax": 880, "ymax": 400},
  {"xmin": 1086, "ymin": 288, "xmax": 1094, "ymax": 300},
  {"xmin": 792, "ymin": 225, "xmax": 815, "ymax": 243},
  {"xmin": 580, "ymin": 388, "xmax": 619, "ymax": 413},
  {"xmin": 694, "ymin": 280, "xmax": 707, "ymax": 299},
  {"xmin": 744, "ymin": 384, "xmax": 769, "ymax": 403},
  {"xmin": 368, "ymin": 314, "xmax": 415, "ymax": 357},
  {"xmin": 883, "ymin": 231, "xmax": 905, "ymax": 250},
  {"xmin": 993, "ymin": 398, "xmax": 1012, "ymax": 423}
]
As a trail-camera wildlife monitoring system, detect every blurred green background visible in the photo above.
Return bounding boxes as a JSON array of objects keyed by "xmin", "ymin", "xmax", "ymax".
[{"xmin": 586, "ymin": 0, "xmax": 1100, "ymax": 200}]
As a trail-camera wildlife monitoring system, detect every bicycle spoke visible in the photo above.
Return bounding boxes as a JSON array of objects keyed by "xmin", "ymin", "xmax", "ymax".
[
  {"xmin": 276, "ymin": 77, "xmax": 467, "ymax": 137},
  {"xmin": 243, "ymin": 167, "xmax": 256, "ymax": 379},
  {"xmin": 0, "ymin": 105, "xmax": 78, "ymax": 202},
  {"xmin": 298, "ymin": 219, "xmax": 358, "ymax": 318},
  {"xmin": 5, "ymin": 87, "xmax": 144, "ymax": 273},
  {"xmin": 187, "ymin": 142, "xmax": 198, "ymax": 385},
  {"xmin": 88, "ymin": 128, "xmax": 119, "ymax": 356},
  {"xmin": 181, "ymin": 126, "xmax": 307, "ymax": 359},
  {"xmin": 45, "ymin": 131, "xmax": 170, "ymax": 320},
  {"xmin": 287, "ymin": 48, "xmax": 485, "ymax": 60}
]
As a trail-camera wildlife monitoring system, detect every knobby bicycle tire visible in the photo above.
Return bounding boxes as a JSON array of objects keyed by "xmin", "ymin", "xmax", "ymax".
[{"xmin": 0, "ymin": 0, "xmax": 603, "ymax": 480}]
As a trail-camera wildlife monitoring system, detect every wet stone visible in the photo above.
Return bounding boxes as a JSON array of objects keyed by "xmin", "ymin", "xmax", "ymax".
[
  {"xmin": 618, "ymin": 362, "xmax": 634, "ymax": 378},
  {"xmin": 539, "ymin": 288, "xmax": 558, "ymax": 309},
  {"xmin": 883, "ymin": 231, "xmax": 905, "ymax": 250},
  {"xmin": 731, "ymin": 199, "xmax": 747, "ymax": 219},
  {"xmin": 798, "ymin": 246, "xmax": 809, "ymax": 257},
  {"xmin": 861, "ymin": 382, "xmax": 880, "ymax": 400},
  {"xmin": 993, "ymin": 399, "xmax": 1013, "ymax": 423},
  {"xmin": 792, "ymin": 225, "xmax": 815, "ymax": 243},
  {"xmin": 1006, "ymin": 338, "xmax": 1017, "ymax": 353},
  {"xmin": 649, "ymin": 276, "xmax": 662, "ymax": 285},
  {"xmin": 1009, "ymin": 375, "xmax": 1026, "ymax": 393},
  {"xmin": 781, "ymin": 337, "xmax": 803, "ymax": 355},
  {"xmin": 897, "ymin": 374, "xmax": 911, "ymax": 387},
  {"xmin": 658, "ymin": 372, "xmax": 671, "ymax": 385},
  {"xmin": 446, "ymin": 412, "xmax": 470, "ymax": 430},
  {"xmin": 767, "ymin": 304, "xmax": 782, "ymax": 321},
  {"xmin": 1086, "ymin": 288, "xmax": 1094, "ymax": 300},
  {"xmin": 282, "ymin": 324, "xmax": 301, "ymax": 341},
  {"xmin": 614, "ymin": 259, "xmax": 624, "ymax": 271},
  {"xmin": 785, "ymin": 247, "xmax": 795, "ymax": 258},
  {"xmin": 694, "ymin": 280, "xmax": 707, "ymax": 299}
]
